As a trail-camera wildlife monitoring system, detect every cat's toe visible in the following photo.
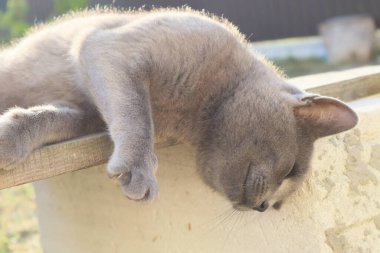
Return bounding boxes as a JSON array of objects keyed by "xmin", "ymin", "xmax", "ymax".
[
  {"xmin": 107, "ymin": 162, "xmax": 159, "ymax": 201},
  {"xmin": 118, "ymin": 170, "xmax": 159, "ymax": 201},
  {"xmin": 107, "ymin": 152, "xmax": 159, "ymax": 200}
]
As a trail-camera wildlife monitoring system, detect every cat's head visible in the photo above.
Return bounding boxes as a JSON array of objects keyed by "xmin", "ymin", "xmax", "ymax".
[{"xmin": 196, "ymin": 80, "xmax": 358, "ymax": 212}]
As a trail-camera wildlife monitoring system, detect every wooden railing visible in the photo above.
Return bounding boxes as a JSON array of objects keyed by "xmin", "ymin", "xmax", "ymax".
[{"xmin": 1, "ymin": 65, "xmax": 380, "ymax": 189}]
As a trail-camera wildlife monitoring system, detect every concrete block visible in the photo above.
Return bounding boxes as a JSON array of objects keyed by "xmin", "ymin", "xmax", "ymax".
[{"xmin": 33, "ymin": 99, "xmax": 380, "ymax": 253}]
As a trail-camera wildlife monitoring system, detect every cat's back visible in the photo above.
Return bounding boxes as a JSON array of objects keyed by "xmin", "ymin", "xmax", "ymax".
[
  {"xmin": 5, "ymin": 11, "xmax": 141, "ymax": 57},
  {"xmin": 4, "ymin": 9, "xmax": 246, "ymax": 71},
  {"xmin": 0, "ymin": 10, "xmax": 144, "ymax": 110},
  {"xmin": 0, "ymin": 9, "xmax": 252, "ymax": 110},
  {"xmin": 9, "ymin": 8, "xmax": 240, "ymax": 51}
]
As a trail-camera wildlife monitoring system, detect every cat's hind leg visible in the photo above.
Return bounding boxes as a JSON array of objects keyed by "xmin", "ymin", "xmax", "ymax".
[{"xmin": 0, "ymin": 103, "xmax": 103, "ymax": 169}]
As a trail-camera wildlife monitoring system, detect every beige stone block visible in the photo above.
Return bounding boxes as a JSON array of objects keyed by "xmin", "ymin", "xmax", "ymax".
[{"xmin": 33, "ymin": 98, "xmax": 380, "ymax": 253}]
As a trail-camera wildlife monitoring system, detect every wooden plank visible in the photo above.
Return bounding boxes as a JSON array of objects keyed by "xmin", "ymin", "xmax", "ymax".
[
  {"xmin": 290, "ymin": 65, "xmax": 380, "ymax": 101},
  {"xmin": 0, "ymin": 133, "xmax": 113, "ymax": 189},
  {"xmin": 1, "ymin": 66, "xmax": 380, "ymax": 189},
  {"xmin": 0, "ymin": 133, "xmax": 177, "ymax": 189}
]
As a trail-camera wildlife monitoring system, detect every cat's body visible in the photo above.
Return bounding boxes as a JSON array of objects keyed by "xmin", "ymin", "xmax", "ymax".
[{"xmin": 0, "ymin": 9, "xmax": 358, "ymax": 211}]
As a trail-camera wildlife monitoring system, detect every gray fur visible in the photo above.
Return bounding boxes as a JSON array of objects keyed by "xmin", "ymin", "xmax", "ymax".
[{"xmin": 0, "ymin": 8, "xmax": 358, "ymax": 210}]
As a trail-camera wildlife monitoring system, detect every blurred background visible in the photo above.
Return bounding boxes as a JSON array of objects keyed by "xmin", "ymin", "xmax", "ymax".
[
  {"xmin": 1, "ymin": 0, "xmax": 379, "ymax": 41},
  {"xmin": 1, "ymin": 0, "xmax": 380, "ymax": 76},
  {"xmin": 0, "ymin": 1, "xmax": 379, "ymax": 252}
]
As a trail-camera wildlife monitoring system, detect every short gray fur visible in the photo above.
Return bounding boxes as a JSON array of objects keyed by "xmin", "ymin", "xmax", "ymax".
[{"xmin": 0, "ymin": 8, "xmax": 358, "ymax": 211}]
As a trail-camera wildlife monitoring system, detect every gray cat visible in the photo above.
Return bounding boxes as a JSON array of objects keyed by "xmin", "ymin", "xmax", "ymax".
[{"xmin": 0, "ymin": 9, "xmax": 357, "ymax": 212}]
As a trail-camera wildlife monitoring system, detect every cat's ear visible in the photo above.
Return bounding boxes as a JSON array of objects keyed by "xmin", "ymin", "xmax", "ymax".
[{"xmin": 293, "ymin": 94, "xmax": 358, "ymax": 137}]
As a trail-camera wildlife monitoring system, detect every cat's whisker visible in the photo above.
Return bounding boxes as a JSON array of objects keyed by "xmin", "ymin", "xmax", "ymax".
[
  {"xmin": 211, "ymin": 208, "xmax": 236, "ymax": 231},
  {"xmin": 243, "ymin": 210, "xmax": 261, "ymax": 227},
  {"xmin": 208, "ymin": 208, "xmax": 233, "ymax": 225},
  {"xmin": 242, "ymin": 210, "xmax": 249, "ymax": 227},
  {"xmin": 221, "ymin": 210, "xmax": 241, "ymax": 252},
  {"xmin": 199, "ymin": 206, "xmax": 236, "ymax": 236}
]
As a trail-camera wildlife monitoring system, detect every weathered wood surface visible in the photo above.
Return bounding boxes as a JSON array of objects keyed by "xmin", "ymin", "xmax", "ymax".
[
  {"xmin": 290, "ymin": 65, "xmax": 380, "ymax": 101},
  {"xmin": 1, "ymin": 66, "xmax": 380, "ymax": 189},
  {"xmin": 0, "ymin": 134, "xmax": 113, "ymax": 189}
]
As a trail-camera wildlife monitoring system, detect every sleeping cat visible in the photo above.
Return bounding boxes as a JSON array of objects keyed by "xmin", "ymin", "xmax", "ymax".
[{"xmin": 0, "ymin": 8, "xmax": 357, "ymax": 212}]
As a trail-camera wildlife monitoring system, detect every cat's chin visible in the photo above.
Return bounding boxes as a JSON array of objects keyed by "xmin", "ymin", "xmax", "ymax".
[
  {"xmin": 233, "ymin": 201, "xmax": 269, "ymax": 212},
  {"xmin": 233, "ymin": 204, "xmax": 252, "ymax": 212}
]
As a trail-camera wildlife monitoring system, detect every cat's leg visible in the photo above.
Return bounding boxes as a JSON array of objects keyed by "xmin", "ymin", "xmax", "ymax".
[
  {"xmin": 81, "ymin": 48, "xmax": 158, "ymax": 201},
  {"xmin": 104, "ymin": 97, "xmax": 159, "ymax": 202},
  {"xmin": 0, "ymin": 103, "xmax": 102, "ymax": 168},
  {"xmin": 91, "ymin": 83, "xmax": 158, "ymax": 201}
]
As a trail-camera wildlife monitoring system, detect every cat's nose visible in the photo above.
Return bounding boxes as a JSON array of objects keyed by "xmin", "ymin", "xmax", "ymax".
[{"xmin": 253, "ymin": 201, "xmax": 269, "ymax": 212}]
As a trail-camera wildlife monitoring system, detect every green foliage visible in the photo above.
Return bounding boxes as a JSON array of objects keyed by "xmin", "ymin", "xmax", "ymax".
[
  {"xmin": 52, "ymin": 0, "xmax": 88, "ymax": 16},
  {"xmin": 0, "ymin": 185, "xmax": 42, "ymax": 253},
  {"xmin": 0, "ymin": 0, "xmax": 30, "ymax": 43},
  {"xmin": 0, "ymin": 229, "xmax": 10, "ymax": 253},
  {"xmin": 0, "ymin": 0, "xmax": 89, "ymax": 43}
]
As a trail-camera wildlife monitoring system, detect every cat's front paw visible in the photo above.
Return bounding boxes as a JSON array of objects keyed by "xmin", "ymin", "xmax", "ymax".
[
  {"xmin": 107, "ymin": 154, "xmax": 159, "ymax": 201},
  {"xmin": 0, "ymin": 110, "xmax": 31, "ymax": 169},
  {"xmin": 0, "ymin": 138, "xmax": 19, "ymax": 170},
  {"xmin": 0, "ymin": 137, "xmax": 20, "ymax": 169}
]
